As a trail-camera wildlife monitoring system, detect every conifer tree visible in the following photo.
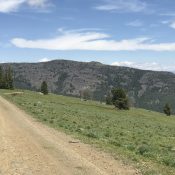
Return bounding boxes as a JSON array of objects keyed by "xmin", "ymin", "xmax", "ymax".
[
  {"xmin": 7, "ymin": 66, "xmax": 14, "ymax": 89},
  {"xmin": 41, "ymin": 81, "xmax": 48, "ymax": 95},
  {"xmin": 0, "ymin": 66, "xmax": 14, "ymax": 90},
  {"xmin": 164, "ymin": 103, "xmax": 171, "ymax": 116},
  {"xmin": 0, "ymin": 66, "xmax": 3, "ymax": 89},
  {"xmin": 111, "ymin": 88, "xmax": 129, "ymax": 110}
]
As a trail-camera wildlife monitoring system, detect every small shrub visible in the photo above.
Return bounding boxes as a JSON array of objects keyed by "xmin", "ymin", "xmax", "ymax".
[
  {"xmin": 58, "ymin": 123, "xmax": 63, "ymax": 127},
  {"xmin": 109, "ymin": 140, "xmax": 121, "ymax": 147},
  {"xmin": 162, "ymin": 155, "xmax": 175, "ymax": 167},
  {"xmin": 85, "ymin": 125, "xmax": 91, "ymax": 129},
  {"xmin": 43, "ymin": 118, "xmax": 47, "ymax": 121},
  {"xmin": 137, "ymin": 145, "xmax": 150, "ymax": 155},
  {"xmin": 49, "ymin": 119, "xmax": 54, "ymax": 124},
  {"xmin": 104, "ymin": 132, "xmax": 111, "ymax": 137},
  {"xmin": 51, "ymin": 116, "xmax": 55, "ymax": 119},
  {"xmin": 119, "ymin": 132, "xmax": 124, "ymax": 136},
  {"xmin": 126, "ymin": 144, "xmax": 135, "ymax": 151},
  {"xmin": 86, "ymin": 131, "xmax": 99, "ymax": 139}
]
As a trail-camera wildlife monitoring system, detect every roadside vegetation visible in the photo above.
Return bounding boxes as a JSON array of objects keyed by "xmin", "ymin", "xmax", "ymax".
[{"xmin": 1, "ymin": 89, "xmax": 175, "ymax": 175}]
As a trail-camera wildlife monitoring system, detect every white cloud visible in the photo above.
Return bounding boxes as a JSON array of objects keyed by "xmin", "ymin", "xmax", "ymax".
[
  {"xmin": 111, "ymin": 61, "xmax": 174, "ymax": 71},
  {"xmin": 95, "ymin": 0, "xmax": 147, "ymax": 13},
  {"xmin": 170, "ymin": 21, "xmax": 175, "ymax": 29},
  {"xmin": 126, "ymin": 20, "xmax": 143, "ymax": 27},
  {"xmin": 0, "ymin": 0, "xmax": 24, "ymax": 13},
  {"xmin": 39, "ymin": 58, "xmax": 51, "ymax": 62},
  {"xmin": 112, "ymin": 61, "xmax": 134, "ymax": 67},
  {"xmin": 160, "ymin": 12, "xmax": 175, "ymax": 17},
  {"xmin": 161, "ymin": 20, "xmax": 175, "ymax": 30},
  {"xmin": 27, "ymin": 0, "xmax": 48, "ymax": 7},
  {"xmin": 161, "ymin": 20, "xmax": 170, "ymax": 25},
  {"xmin": 11, "ymin": 29, "xmax": 175, "ymax": 52},
  {"xmin": 0, "ymin": 0, "xmax": 50, "ymax": 13}
]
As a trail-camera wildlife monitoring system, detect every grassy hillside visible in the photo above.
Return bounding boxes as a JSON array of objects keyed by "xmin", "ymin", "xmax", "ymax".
[{"xmin": 1, "ymin": 89, "xmax": 175, "ymax": 175}]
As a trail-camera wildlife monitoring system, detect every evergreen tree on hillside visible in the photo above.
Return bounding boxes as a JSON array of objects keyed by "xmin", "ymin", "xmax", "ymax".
[
  {"xmin": 164, "ymin": 103, "xmax": 171, "ymax": 116},
  {"xmin": 6, "ymin": 66, "xmax": 14, "ymax": 89},
  {"xmin": 0, "ymin": 66, "xmax": 3, "ymax": 88},
  {"xmin": 41, "ymin": 81, "xmax": 48, "ymax": 95},
  {"xmin": 111, "ymin": 88, "xmax": 129, "ymax": 110},
  {"xmin": 0, "ymin": 66, "xmax": 14, "ymax": 89}
]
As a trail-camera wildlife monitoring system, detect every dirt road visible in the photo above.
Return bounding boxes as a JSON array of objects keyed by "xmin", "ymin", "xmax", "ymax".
[{"xmin": 0, "ymin": 96, "xmax": 139, "ymax": 175}]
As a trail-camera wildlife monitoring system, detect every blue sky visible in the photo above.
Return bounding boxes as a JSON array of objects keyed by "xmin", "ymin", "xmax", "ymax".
[{"xmin": 1, "ymin": 0, "xmax": 175, "ymax": 71}]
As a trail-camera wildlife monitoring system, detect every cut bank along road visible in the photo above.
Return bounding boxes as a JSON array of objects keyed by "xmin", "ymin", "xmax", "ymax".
[{"xmin": 0, "ymin": 96, "xmax": 139, "ymax": 175}]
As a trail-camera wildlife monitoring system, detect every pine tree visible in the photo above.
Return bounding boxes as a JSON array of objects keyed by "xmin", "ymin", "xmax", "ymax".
[
  {"xmin": 164, "ymin": 103, "xmax": 171, "ymax": 116},
  {"xmin": 6, "ymin": 66, "xmax": 14, "ymax": 89},
  {"xmin": 111, "ymin": 88, "xmax": 129, "ymax": 110},
  {"xmin": 0, "ymin": 66, "xmax": 7, "ymax": 89},
  {"xmin": 0, "ymin": 66, "xmax": 3, "ymax": 89},
  {"xmin": 41, "ymin": 81, "xmax": 48, "ymax": 95},
  {"xmin": 0, "ymin": 66, "xmax": 14, "ymax": 89}
]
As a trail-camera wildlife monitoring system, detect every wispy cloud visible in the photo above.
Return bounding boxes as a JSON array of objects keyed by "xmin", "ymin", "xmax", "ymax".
[
  {"xmin": 39, "ymin": 58, "xmax": 51, "ymax": 62},
  {"xmin": 95, "ymin": 0, "xmax": 147, "ymax": 13},
  {"xmin": 57, "ymin": 27, "xmax": 103, "ymax": 33},
  {"xmin": 0, "ymin": 0, "xmax": 51, "ymax": 13},
  {"xmin": 126, "ymin": 20, "xmax": 143, "ymax": 27},
  {"xmin": 161, "ymin": 20, "xmax": 175, "ymax": 29},
  {"xmin": 11, "ymin": 29, "xmax": 175, "ymax": 51},
  {"xmin": 160, "ymin": 12, "xmax": 175, "ymax": 17},
  {"xmin": 27, "ymin": 0, "xmax": 49, "ymax": 8},
  {"xmin": 111, "ymin": 61, "xmax": 175, "ymax": 71},
  {"xmin": 169, "ymin": 21, "xmax": 175, "ymax": 29},
  {"xmin": 161, "ymin": 20, "xmax": 170, "ymax": 24}
]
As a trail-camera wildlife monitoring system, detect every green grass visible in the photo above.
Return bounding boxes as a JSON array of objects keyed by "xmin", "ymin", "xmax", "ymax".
[{"xmin": 1, "ymin": 89, "xmax": 175, "ymax": 175}]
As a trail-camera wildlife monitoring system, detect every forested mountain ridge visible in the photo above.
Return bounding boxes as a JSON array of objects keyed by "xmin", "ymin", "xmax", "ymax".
[{"xmin": 1, "ymin": 60, "xmax": 175, "ymax": 113}]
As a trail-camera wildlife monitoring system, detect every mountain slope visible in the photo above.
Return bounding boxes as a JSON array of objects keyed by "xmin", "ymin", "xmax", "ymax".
[{"xmin": 2, "ymin": 60, "xmax": 175, "ymax": 113}]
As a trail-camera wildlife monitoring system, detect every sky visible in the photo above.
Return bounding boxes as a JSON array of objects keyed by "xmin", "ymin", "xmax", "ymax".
[{"xmin": 1, "ymin": 0, "xmax": 175, "ymax": 71}]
